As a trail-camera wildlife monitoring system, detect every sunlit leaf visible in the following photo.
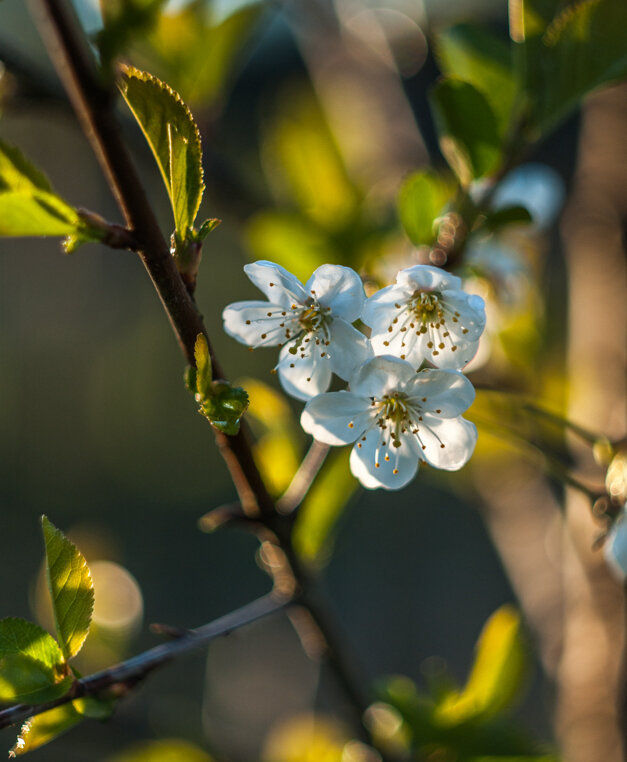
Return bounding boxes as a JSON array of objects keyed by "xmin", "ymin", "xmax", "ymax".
[
  {"xmin": 435, "ymin": 606, "xmax": 526, "ymax": 724},
  {"xmin": 245, "ymin": 211, "xmax": 337, "ymax": 284},
  {"xmin": 9, "ymin": 703, "xmax": 83, "ymax": 756},
  {"xmin": 430, "ymin": 79, "xmax": 502, "ymax": 186},
  {"xmin": 0, "ymin": 140, "xmax": 81, "ymax": 237},
  {"xmin": 293, "ymin": 450, "xmax": 358, "ymax": 564},
  {"xmin": 397, "ymin": 170, "xmax": 452, "ymax": 246},
  {"xmin": 0, "ymin": 619, "xmax": 71, "ymax": 705},
  {"xmin": 42, "ymin": 516, "xmax": 94, "ymax": 662},
  {"xmin": 513, "ymin": 0, "xmax": 627, "ymax": 134},
  {"xmin": 108, "ymin": 738, "xmax": 215, "ymax": 762},
  {"xmin": 435, "ymin": 24, "xmax": 516, "ymax": 134},
  {"xmin": 119, "ymin": 66, "xmax": 204, "ymax": 236}
]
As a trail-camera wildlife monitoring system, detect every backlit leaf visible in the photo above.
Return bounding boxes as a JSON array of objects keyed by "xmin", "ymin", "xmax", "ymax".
[
  {"xmin": 430, "ymin": 79, "xmax": 502, "ymax": 185},
  {"xmin": 109, "ymin": 738, "xmax": 215, "ymax": 762},
  {"xmin": 119, "ymin": 66, "xmax": 204, "ymax": 236},
  {"xmin": 397, "ymin": 170, "xmax": 452, "ymax": 246},
  {"xmin": 0, "ymin": 619, "xmax": 71, "ymax": 705},
  {"xmin": 42, "ymin": 516, "xmax": 94, "ymax": 661},
  {"xmin": 9, "ymin": 703, "xmax": 83, "ymax": 756}
]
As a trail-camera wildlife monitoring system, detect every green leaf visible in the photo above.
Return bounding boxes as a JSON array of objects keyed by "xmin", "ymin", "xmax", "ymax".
[
  {"xmin": 483, "ymin": 205, "xmax": 533, "ymax": 231},
  {"xmin": 430, "ymin": 78, "xmax": 502, "ymax": 186},
  {"xmin": 199, "ymin": 382, "xmax": 249, "ymax": 436},
  {"xmin": 73, "ymin": 695, "xmax": 116, "ymax": 720},
  {"xmin": 9, "ymin": 703, "xmax": 83, "ymax": 756},
  {"xmin": 435, "ymin": 606, "xmax": 527, "ymax": 724},
  {"xmin": 293, "ymin": 450, "xmax": 358, "ymax": 565},
  {"xmin": 514, "ymin": 0, "xmax": 627, "ymax": 134},
  {"xmin": 0, "ymin": 140, "xmax": 82, "ymax": 237},
  {"xmin": 109, "ymin": 739, "xmax": 215, "ymax": 762},
  {"xmin": 193, "ymin": 334, "xmax": 213, "ymax": 399},
  {"xmin": 0, "ymin": 619, "xmax": 71, "ymax": 705},
  {"xmin": 397, "ymin": 170, "xmax": 452, "ymax": 246},
  {"xmin": 97, "ymin": 0, "xmax": 167, "ymax": 73},
  {"xmin": 42, "ymin": 516, "xmax": 94, "ymax": 662},
  {"xmin": 435, "ymin": 24, "xmax": 517, "ymax": 134},
  {"xmin": 119, "ymin": 66, "xmax": 204, "ymax": 236}
]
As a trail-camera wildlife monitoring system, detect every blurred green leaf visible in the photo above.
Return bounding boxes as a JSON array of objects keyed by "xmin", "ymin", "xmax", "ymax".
[
  {"xmin": 10, "ymin": 703, "xmax": 83, "ymax": 756},
  {"xmin": 262, "ymin": 86, "xmax": 360, "ymax": 231},
  {"xmin": 137, "ymin": 2, "xmax": 265, "ymax": 107},
  {"xmin": 245, "ymin": 211, "xmax": 337, "ymax": 283},
  {"xmin": 430, "ymin": 79, "xmax": 502, "ymax": 186},
  {"xmin": 119, "ymin": 66, "xmax": 204, "ymax": 237},
  {"xmin": 0, "ymin": 140, "xmax": 81, "ymax": 237},
  {"xmin": 193, "ymin": 334, "xmax": 213, "ymax": 399},
  {"xmin": 293, "ymin": 450, "xmax": 358, "ymax": 564},
  {"xmin": 397, "ymin": 170, "xmax": 452, "ymax": 246},
  {"xmin": 108, "ymin": 738, "xmax": 215, "ymax": 762},
  {"xmin": 0, "ymin": 619, "xmax": 71, "ymax": 705},
  {"xmin": 42, "ymin": 516, "xmax": 94, "ymax": 662},
  {"xmin": 73, "ymin": 695, "xmax": 116, "ymax": 720},
  {"xmin": 483, "ymin": 205, "xmax": 533, "ymax": 231},
  {"xmin": 513, "ymin": 0, "xmax": 627, "ymax": 134},
  {"xmin": 435, "ymin": 24, "xmax": 517, "ymax": 134},
  {"xmin": 97, "ymin": 0, "xmax": 167, "ymax": 73},
  {"xmin": 435, "ymin": 606, "xmax": 527, "ymax": 724}
]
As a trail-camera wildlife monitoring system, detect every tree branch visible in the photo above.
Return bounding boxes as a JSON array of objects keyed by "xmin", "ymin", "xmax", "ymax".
[
  {"xmin": 0, "ymin": 593, "xmax": 288, "ymax": 731},
  {"xmin": 277, "ymin": 441, "xmax": 330, "ymax": 515}
]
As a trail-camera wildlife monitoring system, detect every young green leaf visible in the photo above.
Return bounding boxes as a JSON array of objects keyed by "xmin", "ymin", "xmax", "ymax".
[
  {"xmin": 435, "ymin": 24, "xmax": 516, "ymax": 136},
  {"xmin": 119, "ymin": 66, "xmax": 204, "ymax": 237},
  {"xmin": 193, "ymin": 334, "xmax": 213, "ymax": 399},
  {"xmin": 430, "ymin": 78, "xmax": 502, "ymax": 186},
  {"xmin": 397, "ymin": 170, "xmax": 452, "ymax": 247},
  {"xmin": 42, "ymin": 516, "xmax": 94, "ymax": 662},
  {"xmin": 0, "ymin": 618, "xmax": 72, "ymax": 705},
  {"xmin": 199, "ymin": 381, "xmax": 249, "ymax": 436},
  {"xmin": 9, "ymin": 703, "xmax": 83, "ymax": 756},
  {"xmin": 0, "ymin": 140, "xmax": 82, "ymax": 237}
]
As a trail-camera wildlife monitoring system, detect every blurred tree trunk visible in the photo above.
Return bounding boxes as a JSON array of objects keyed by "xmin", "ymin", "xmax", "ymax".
[{"xmin": 557, "ymin": 83, "xmax": 627, "ymax": 762}]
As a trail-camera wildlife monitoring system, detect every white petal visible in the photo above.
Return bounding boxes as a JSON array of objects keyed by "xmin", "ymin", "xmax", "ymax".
[
  {"xmin": 396, "ymin": 264, "xmax": 463, "ymax": 292},
  {"xmin": 307, "ymin": 264, "xmax": 366, "ymax": 321},
  {"xmin": 349, "ymin": 355, "xmax": 417, "ymax": 398},
  {"xmin": 361, "ymin": 284, "xmax": 412, "ymax": 330},
  {"xmin": 349, "ymin": 427, "xmax": 420, "ymax": 490},
  {"xmin": 422, "ymin": 334, "xmax": 482, "ymax": 370},
  {"xmin": 369, "ymin": 317, "xmax": 424, "ymax": 367},
  {"xmin": 244, "ymin": 261, "xmax": 308, "ymax": 308},
  {"xmin": 406, "ymin": 369, "xmax": 475, "ymax": 417},
  {"xmin": 277, "ymin": 343, "xmax": 332, "ymax": 401},
  {"xmin": 222, "ymin": 301, "xmax": 298, "ymax": 347},
  {"xmin": 327, "ymin": 319, "xmax": 373, "ymax": 381},
  {"xmin": 417, "ymin": 415, "xmax": 477, "ymax": 470},
  {"xmin": 441, "ymin": 291, "xmax": 486, "ymax": 341},
  {"xmin": 301, "ymin": 392, "xmax": 372, "ymax": 445}
]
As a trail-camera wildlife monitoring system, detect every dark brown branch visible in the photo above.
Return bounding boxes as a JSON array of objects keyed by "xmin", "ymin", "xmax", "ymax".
[{"xmin": 0, "ymin": 593, "xmax": 287, "ymax": 731}]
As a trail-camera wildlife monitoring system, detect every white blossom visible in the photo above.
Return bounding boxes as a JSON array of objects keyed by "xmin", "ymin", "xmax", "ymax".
[
  {"xmin": 301, "ymin": 356, "xmax": 477, "ymax": 490},
  {"xmin": 362, "ymin": 264, "xmax": 486, "ymax": 370},
  {"xmin": 223, "ymin": 261, "xmax": 371, "ymax": 401}
]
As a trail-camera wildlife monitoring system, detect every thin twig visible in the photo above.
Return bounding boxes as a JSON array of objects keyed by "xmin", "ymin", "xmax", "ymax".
[
  {"xmin": 0, "ymin": 593, "xmax": 288, "ymax": 731},
  {"xmin": 277, "ymin": 441, "xmax": 330, "ymax": 515}
]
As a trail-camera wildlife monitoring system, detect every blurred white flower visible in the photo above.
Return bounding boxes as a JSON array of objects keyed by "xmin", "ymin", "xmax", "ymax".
[
  {"xmin": 604, "ymin": 504, "xmax": 627, "ymax": 581},
  {"xmin": 301, "ymin": 355, "xmax": 477, "ymax": 490},
  {"xmin": 362, "ymin": 264, "xmax": 486, "ymax": 370},
  {"xmin": 223, "ymin": 261, "xmax": 371, "ymax": 401}
]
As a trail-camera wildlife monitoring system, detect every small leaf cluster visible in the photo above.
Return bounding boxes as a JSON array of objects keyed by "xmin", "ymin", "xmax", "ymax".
[
  {"xmin": 371, "ymin": 607, "xmax": 557, "ymax": 761},
  {"xmin": 187, "ymin": 335, "xmax": 249, "ymax": 436},
  {"xmin": 0, "ymin": 518, "xmax": 111, "ymax": 756}
]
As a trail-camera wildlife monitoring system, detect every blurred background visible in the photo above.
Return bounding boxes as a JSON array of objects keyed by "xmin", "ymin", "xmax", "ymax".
[{"xmin": 0, "ymin": 0, "xmax": 625, "ymax": 760}]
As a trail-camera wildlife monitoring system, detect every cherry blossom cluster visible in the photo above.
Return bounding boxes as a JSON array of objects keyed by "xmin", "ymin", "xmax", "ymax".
[{"xmin": 223, "ymin": 261, "xmax": 486, "ymax": 490}]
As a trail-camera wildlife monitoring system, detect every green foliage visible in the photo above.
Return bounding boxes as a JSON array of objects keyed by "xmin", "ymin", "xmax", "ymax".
[
  {"xmin": 374, "ymin": 607, "xmax": 554, "ymax": 760},
  {"xmin": 135, "ymin": 1, "xmax": 266, "ymax": 108},
  {"xmin": 9, "ymin": 703, "xmax": 83, "ymax": 756},
  {"xmin": 482, "ymin": 205, "xmax": 533, "ymax": 232},
  {"xmin": 119, "ymin": 66, "xmax": 204, "ymax": 239},
  {"xmin": 97, "ymin": 0, "xmax": 167, "ymax": 73},
  {"xmin": 42, "ymin": 516, "xmax": 94, "ymax": 662},
  {"xmin": 0, "ymin": 619, "xmax": 71, "ymax": 705},
  {"xmin": 293, "ymin": 450, "xmax": 358, "ymax": 564},
  {"xmin": 397, "ymin": 170, "xmax": 453, "ymax": 246},
  {"xmin": 189, "ymin": 335, "xmax": 249, "ymax": 435},
  {"xmin": 0, "ymin": 140, "xmax": 80, "ymax": 237},
  {"xmin": 512, "ymin": 0, "xmax": 627, "ymax": 135},
  {"xmin": 435, "ymin": 24, "xmax": 517, "ymax": 135},
  {"xmin": 430, "ymin": 79, "xmax": 502, "ymax": 186}
]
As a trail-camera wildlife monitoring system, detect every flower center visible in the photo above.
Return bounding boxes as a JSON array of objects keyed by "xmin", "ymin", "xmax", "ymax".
[
  {"xmin": 409, "ymin": 290, "xmax": 443, "ymax": 325},
  {"xmin": 298, "ymin": 302, "xmax": 327, "ymax": 334},
  {"xmin": 376, "ymin": 393, "xmax": 411, "ymax": 448}
]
